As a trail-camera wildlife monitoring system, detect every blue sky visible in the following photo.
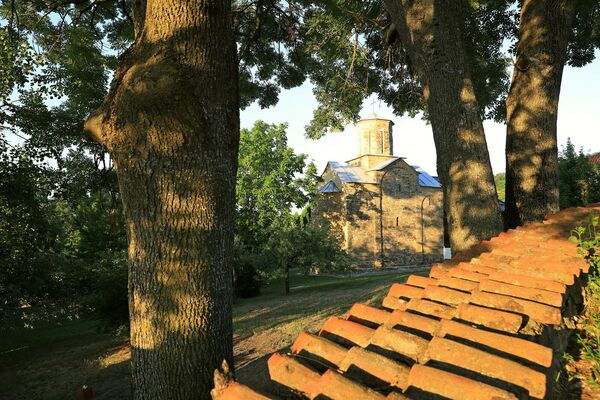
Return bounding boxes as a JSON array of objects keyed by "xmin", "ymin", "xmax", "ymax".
[{"xmin": 241, "ymin": 57, "xmax": 600, "ymax": 177}]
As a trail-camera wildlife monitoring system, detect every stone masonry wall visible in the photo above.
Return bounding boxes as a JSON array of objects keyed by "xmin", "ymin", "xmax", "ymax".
[
  {"xmin": 375, "ymin": 162, "xmax": 444, "ymax": 266},
  {"xmin": 314, "ymin": 160, "xmax": 444, "ymax": 267}
]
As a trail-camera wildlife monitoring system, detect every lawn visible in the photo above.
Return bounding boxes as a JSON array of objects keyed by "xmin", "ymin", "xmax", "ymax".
[{"xmin": 0, "ymin": 270, "xmax": 418, "ymax": 400}]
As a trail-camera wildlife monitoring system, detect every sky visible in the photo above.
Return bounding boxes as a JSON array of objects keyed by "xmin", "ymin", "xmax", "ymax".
[{"xmin": 240, "ymin": 58, "xmax": 600, "ymax": 178}]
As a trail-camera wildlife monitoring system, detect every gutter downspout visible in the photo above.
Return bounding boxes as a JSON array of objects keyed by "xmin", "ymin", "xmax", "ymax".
[{"xmin": 421, "ymin": 195, "xmax": 431, "ymax": 264}]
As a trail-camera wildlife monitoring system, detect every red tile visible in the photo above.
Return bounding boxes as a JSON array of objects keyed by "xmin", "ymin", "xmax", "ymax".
[
  {"xmin": 302, "ymin": 369, "xmax": 386, "ymax": 400},
  {"xmin": 437, "ymin": 319, "xmax": 553, "ymax": 367},
  {"xmin": 405, "ymin": 298, "xmax": 456, "ymax": 319},
  {"xmin": 387, "ymin": 309, "xmax": 440, "ymax": 335},
  {"xmin": 339, "ymin": 346, "xmax": 410, "ymax": 389},
  {"xmin": 488, "ymin": 271, "xmax": 566, "ymax": 294},
  {"xmin": 370, "ymin": 325, "xmax": 429, "ymax": 362},
  {"xmin": 267, "ymin": 353, "xmax": 320, "ymax": 394},
  {"xmin": 470, "ymin": 290, "xmax": 562, "ymax": 325},
  {"xmin": 382, "ymin": 296, "xmax": 409, "ymax": 310},
  {"xmin": 320, "ymin": 317, "xmax": 374, "ymax": 347},
  {"xmin": 407, "ymin": 364, "xmax": 517, "ymax": 400},
  {"xmin": 212, "ymin": 382, "xmax": 274, "ymax": 400},
  {"xmin": 422, "ymin": 285, "xmax": 471, "ymax": 306},
  {"xmin": 448, "ymin": 268, "xmax": 489, "ymax": 283},
  {"xmin": 406, "ymin": 275, "xmax": 439, "ymax": 288},
  {"xmin": 424, "ymin": 337, "xmax": 547, "ymax": 399},
  {"xmin": 479, "ymin": 279, "xmax": 563, "ymax": 307},
  {"xmin": 456, "ymin": 303, "xmax": 523, "ymax": 333},
  {"xmin": 290, "ymin": 332, "xmax": 348, "ymax": 367},
  {"xmin": 437, "ymin": 276, "xmax": 479, "ymax": 292},
  {"xmin": 347, "ymin": 304, "xmax": 391, "ymax": 326},
  {"xmin": 457, "ymin": 262, "xmax": 497, "ymax": 275},
  {"xmin": 388, "ymin": 283, "xmax": 424, "ymax": 300}
]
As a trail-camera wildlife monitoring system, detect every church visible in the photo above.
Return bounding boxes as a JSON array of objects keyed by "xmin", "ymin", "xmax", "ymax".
[{"xmin": 313, "ymin": 114, "xmax": 444, "ymax": 267}]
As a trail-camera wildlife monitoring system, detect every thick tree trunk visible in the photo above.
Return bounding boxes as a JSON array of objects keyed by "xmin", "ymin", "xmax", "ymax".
[
  {"xmin": 383, "ymin": 0, "xmax": 503, "ymax": 252},
  {"xmin": 505, "ymin": 0, "xmax": 576, "ymax": 227},
  {"xmin": 85, "ymin": 1, "xmax": 239, "ymax": 399}
]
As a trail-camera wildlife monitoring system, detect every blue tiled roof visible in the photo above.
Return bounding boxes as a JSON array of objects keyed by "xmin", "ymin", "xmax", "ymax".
[
  {"xmin": 411, "ymin": 165, "xmax": 442, "ymax": 188},
  {"xmin": 318, "ymin": 180, "xmax": 342, "ymax": 193},
  {"xmin": 327, "ymin": 161, "xmax": 377, "ymax": 184}
]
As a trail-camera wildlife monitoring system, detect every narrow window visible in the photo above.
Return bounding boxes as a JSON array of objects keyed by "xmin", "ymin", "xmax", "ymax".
[{"xmin": 396, "ymin": 217, "xmax": 399, "ymax": 227}]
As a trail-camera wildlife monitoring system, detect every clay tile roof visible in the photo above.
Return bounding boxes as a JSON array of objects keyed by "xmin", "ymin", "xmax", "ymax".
[{"xmin": 212, "ymin": 204, "xmax": 600, "ymax": 400}]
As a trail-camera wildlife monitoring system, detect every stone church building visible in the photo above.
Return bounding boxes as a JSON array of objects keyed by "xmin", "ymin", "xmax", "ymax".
[{"xmin": 313, "ymin": 114, "xmax": 444, "ymax": 267}]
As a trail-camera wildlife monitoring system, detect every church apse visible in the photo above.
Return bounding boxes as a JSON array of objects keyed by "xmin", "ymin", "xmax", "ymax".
[{"xmin": 313, "ymin": 114, "xmax": 444, "ymax": 268}]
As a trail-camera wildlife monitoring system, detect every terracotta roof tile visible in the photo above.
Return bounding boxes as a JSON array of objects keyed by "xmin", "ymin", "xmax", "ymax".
[
  {"xmin": 470, "ymin": 290, "xmax": 562, "ymax": 325},
  {"xmin": 347, "ymin": 303, "xmax": 391, "ymax": 326},
  {"xmin": 405, "ymin": 275, "xmax": 439, "ymax": 288},
  {"xmin": 388, "ymin": 283, "xmax": 424, "ymax": 300},
  {"xmin": 339, "ymin": 346, "xmax": 410, "ymax": 389},
  {"xmin": 424, "ymin": 337, "xmax": 547, "ymax": 399},
  {"xmin": 320, "ymin": 317, "xmax": 374, "ymax": 347},
  {"xmin": 212, "ymin": 206, "xmax": 596, "ymax": 400},
  {"xmin": 455, "ymin": 303, "xmax": 523, "ymax": 333},
  {"xmin": 407, "ymin": 364, "xmax": 518, "ymax": 400},
  {"xmin": 370, "ymin": 325, "xmax": 429, "ymax": 362},
  {"xmin": 436, "ymin": 319, "xmax": 552, "ymax": 367},
  {"xmin": 212, "ymin": 382, "xmax": 275, "ymax": 400},
  {"xmin": 437, "ymin": 276, "xmax": 479, "ymax": 292},
  {"xmin": 421, "ymin": 285, "xmax": 471, "ymax": 306},
  {"xmin": 382, "ymin": 296, "xmax": 408, "ymax": 310},
  {"xmin": 479, "ymin": 279, "xmax": 564, "ymax": 307},
  {"xmin": 303, "ymin": 369, "xmax": 386, "ymax": 400},
  {"xmin": 267, "ymin": 353, "xmax": 320, "ymax": 394},
  {"xmin": 487, "ymin": 270, "xmax": 567, "ymax": 294},
  {"xmin": 404, "ymin": 298, "xmax": 456, "ymax": 319},
  {"xmin": 387, "ymin": 309, "xmax": 439, "ymax": 335},
  {"xmin": 290, "ymin": 332, "xmax": 347, "ymax": 367}
]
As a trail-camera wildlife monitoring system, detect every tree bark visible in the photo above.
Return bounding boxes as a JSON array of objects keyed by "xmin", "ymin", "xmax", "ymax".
[
  {"xmin": 85, "ymin": 1, "xmax": 239, "ymax": 399},
  {"xmin": 383, "ymin": 0, "xmax": 503, "ymax": 252},
  {"xmin": 504, "ymin": 0, "xmax": 576, "ymax": 227},
  {"xmin": 284, "ymin": 263, "xmax": 290, "ymax": 294}
]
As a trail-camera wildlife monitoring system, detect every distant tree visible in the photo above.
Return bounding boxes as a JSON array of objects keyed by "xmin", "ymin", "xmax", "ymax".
[
  {"xmin": 559, "ymin": 139, "xmax": 600, "ymax": 208},
  {"xmin": 495, "ymin": 173, "xmax": 506, "ymax": 202},
  {"xmin": 234, "ymin": 121, "xmax": 346, "ymax": 295},
  {"xmin": 0, "ymin": 146, "xmax": 57, "ymax": 314},
  {"xmin": 267, "ymin": 217, "xmax": 350, "ymax": 295},
  {"xmin": 236, "ymin": 121, "xmax": 314, "ymax": 251}
]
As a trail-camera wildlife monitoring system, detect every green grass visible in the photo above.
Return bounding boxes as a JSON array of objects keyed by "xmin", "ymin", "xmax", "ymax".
[
  {"xmin": 0, "ymin": 269, "xmax": 418, "ymax": 399},
  {"xmin": 233, "ymin": 270, "xmax": 416, "ymax": 337}
]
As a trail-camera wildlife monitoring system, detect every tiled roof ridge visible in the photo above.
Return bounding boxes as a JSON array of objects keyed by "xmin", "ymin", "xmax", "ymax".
[{"xmin": 212, "ymin": 205, "xmax": 600, "ymax": 400}]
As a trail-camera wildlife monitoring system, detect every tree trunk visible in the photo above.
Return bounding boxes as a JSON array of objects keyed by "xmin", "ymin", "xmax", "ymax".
[
  {"xmin": 85, "ymin": 1, "xmax": 239, "ymax": 399},
  {"xmin": 383, "ymin": 0, "xmax": 503, "ymax": 252},
  {"xmin": 504, "ymin": 0, "xmax": 576, "ymax": 227},
  {"xmin": 284, "ymin": 263, "xmax": 290, "ymax": 295}
]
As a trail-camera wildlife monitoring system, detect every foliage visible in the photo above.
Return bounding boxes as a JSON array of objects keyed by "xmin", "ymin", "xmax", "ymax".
[
  {"xmin": 568, "ymin": 212, "xmax": 600, "ymax": 388},
  {"xmin": 494, "ymin": 172, "xmax": 506, "ymax": 202},
  {"xmin": 266, "ymin": 217, "xmax": 351, "ymax": 275},
  {"xmin": 236, "ymin": 121, "xmax": 316, "ymax": 250},
  {"xmin": 235, "ymin": 121, "xmax": 349, "ymax": 295},
  {"xmin": 559, "ymin": 138, "xmax": 600, "ymax": 209},
  {"xmin": 301, "ymin": 0, "xmax": 517, "ymax": 138},
  {"xmin": 570, "ymin": 211, "xmax": 600, "ymax": 275}
]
